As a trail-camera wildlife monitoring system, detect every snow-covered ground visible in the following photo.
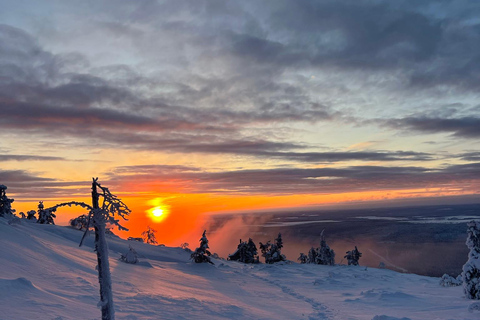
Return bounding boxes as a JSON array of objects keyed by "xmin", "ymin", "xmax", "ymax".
[{"xmin": 0, "ymin": 218, "xmax": 477, "ymax": 320}]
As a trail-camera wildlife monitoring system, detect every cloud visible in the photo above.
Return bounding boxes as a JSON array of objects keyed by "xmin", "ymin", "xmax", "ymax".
[
  {"xmin": 385, "ymin": 116, "xmax": 480, "ymax": 138},
  {"xmin": 0, "ymin": 169, "xmax": 89, "ymax": 199},
  {"xmin": 1, "ymin": 1, "xmax": 480, "ymax": 206},
  {"xmin": 249, "ymin": 150, "xmax": 433, "ymax": 163},
  {"xmin": 458, "ymin": 152, "xmax": 480, "ymax": 162},
  {"xmin": 0, "ymin": 22, "xmax": 342, "ymax": 156},
  {"xmin": 106, "ymin": 162, "xmax": 480, "ymax": 195},
  {"xmin": 0, "ymin": 155, "xmax": 65, "ymax": 161}
]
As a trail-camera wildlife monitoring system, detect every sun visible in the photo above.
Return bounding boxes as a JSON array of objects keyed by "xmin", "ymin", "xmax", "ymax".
[
  {"xmin": 146, "ymin": 198, "xmax": 171, "ymax": 223},
  {"xmin": 152, "ymin": 207, "xmax": 164, "ymax": 217}
]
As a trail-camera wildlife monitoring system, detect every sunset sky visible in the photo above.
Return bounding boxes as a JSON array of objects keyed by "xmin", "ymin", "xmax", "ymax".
[{"xmin": 1, "ymin": 1, "xmax": 479, "ymax": 244}]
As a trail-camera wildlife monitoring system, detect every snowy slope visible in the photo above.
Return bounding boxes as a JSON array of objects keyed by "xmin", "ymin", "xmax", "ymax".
[{"xmin": 0, "ymin": 218, "xmax": 477, "ymax": 320}]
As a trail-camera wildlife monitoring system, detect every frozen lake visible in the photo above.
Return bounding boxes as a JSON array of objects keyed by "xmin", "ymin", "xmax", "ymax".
[{"xmin": 205, "ymin": 203, "xmax": 480, "ymax": 277}]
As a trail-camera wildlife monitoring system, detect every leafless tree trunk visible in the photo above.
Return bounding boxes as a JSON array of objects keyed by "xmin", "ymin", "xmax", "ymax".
[{"xmin": 92, "ymin": 178, "xmax": 115, "ymax": 320}]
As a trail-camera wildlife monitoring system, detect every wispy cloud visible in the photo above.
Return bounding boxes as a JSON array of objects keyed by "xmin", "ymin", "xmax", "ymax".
[
  {"xmin": 384, "ymin": 116, "xmax": 480, "ymax": 138},
  {"xmin": 105, "ymin": 162, "xmax": 480, "ymax": 195}
]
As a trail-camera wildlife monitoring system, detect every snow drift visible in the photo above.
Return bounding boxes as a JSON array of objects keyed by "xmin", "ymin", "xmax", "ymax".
[{"xmin": 0, "ymin": 217, "xmax": 477, "ymax": 320}]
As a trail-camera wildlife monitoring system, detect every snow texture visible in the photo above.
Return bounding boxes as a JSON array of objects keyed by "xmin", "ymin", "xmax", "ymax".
[{"xmin": 0, "ymin": 217, "xmax": 476, "ymax": 319}]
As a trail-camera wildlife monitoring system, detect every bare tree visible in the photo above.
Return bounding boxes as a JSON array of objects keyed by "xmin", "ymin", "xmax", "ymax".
[
  {"xmin": 44, "ymin": 178, "xmax": 130, "ymax": 320},
  {"xmin": 141, "ymin": 226, "xmax": 158, "ymax": 245}
]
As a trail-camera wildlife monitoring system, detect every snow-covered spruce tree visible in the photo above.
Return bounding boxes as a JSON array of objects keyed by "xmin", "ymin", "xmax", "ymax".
[
  {"xmin": 344, "ymin": 246, "xmax": 362, "ymax": 266},
  {"xmin": 246, "ymin": 238, "xmax": 259, "ymax": 263},
  {"xmin": 259, "ymin": 233, "xmax": 286, "ymax": 264},
  {"xmin": 307, "ymin": 247, "xmax": 317, "ymax": 264},
  {"xmin": 440, "ymin": 274, "xmax": 462, "ymax": 287},
  {"xmin": 228, "ymin": 238, "xmax": 259, "ymax": 263},
  {"xmin": 298, "ymin": 253, "xmax": 308, "ymax": 264},
  {"xmin": 26, "ymin": 210, "xmax": 36, "ymax": 221},
  {"xmin": 191, "ymin": 230, "xmax": 213, "ymax": 264},
  {"xmin": 141, "ymin": 226, "xmax": 158, "ymax": 245},
  {"xmin": 37, "ymin": 201, "xmax": 57, "ymax": 224},
  {"xmin": 120, "ymin": 246, "xmax": 138, "ymax": 264},
  {"xmin": 463, "ymin": 220, "xmax": 480, "ymax": 299},
  {"xmin": 315, "ymin": 230, "xmax": 335, "ymax": 266},
  {"xmin": 228, "ymin": 239, "xmax": 245, "ymax": 262},
  {"xmin": 70, "ymin": 214, "xmax": 91, "ymax": 230},
  {"xmin": 275, "ymin": 232, "xmax": 283, "ymax": 250},
  {"xmin": 0, "ymin": 185, "xmax": 15, "ymax": 217},
  {"xmin": 44, "ymin": 178, "xmax": 130, "ymax": 320}
]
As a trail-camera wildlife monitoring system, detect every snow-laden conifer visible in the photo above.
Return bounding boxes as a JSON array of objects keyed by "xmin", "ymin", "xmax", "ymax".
[
  {"xmin": 259, "ymin": 233, "xmax": 286, "ymax": 264},
  {"xmin": 314, "ymin": 230, "xmax": 335, "ymax": 266},
  {"xmin": 70, "ymin": 214, "xmax": 91, "ymax": 230},
  {"xmin": 463, "ymin": 220, "xmax": 480, "ymax": 299},
  {"xmin": 36, "ymin": 201, "xmax": 57, "ymax": 224},
  {"xmin": 298, "ymin": 253, "xmax": 308, "ymax": 264},
  {"xmin": 191, "ymin": 230, "xmax": 213, "ymax": 264},
  {"xmin": 0, "ymin": 185, "xmax": 15, "ymax": 217},
  {"xmin": 228, "ymin": 238, "xmax": 259, "ymax": 263},
  {"xmin": 344, "ymin": 246, "xmax": 362, "ymax": 266},
  {"xmin": 307, "ymin": 247, "xmax": 317, "ymax": 264},
  {"xmin": 26, "ymin": 210, "xmax": 36, "ymax": 221},
  {"xmin": 440, "ymin": 274, "xmax": 462, "ymax": 287},
  {"xmin": 120, "ymin": 246, "xmax": 138, "ymax": 264}
]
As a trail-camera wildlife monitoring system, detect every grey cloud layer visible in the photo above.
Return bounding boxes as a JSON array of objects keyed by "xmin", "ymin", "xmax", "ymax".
[
  {"xmin": 106, "ymin": 163, "xmax": 480, "ymax": 195},
  {"xmin": 1, "ymin": 0, "xmax": 480, "ymax": 172},
  {"xmin": 385, "ymin": 116, "xmax": 480, "ymax": 138}
]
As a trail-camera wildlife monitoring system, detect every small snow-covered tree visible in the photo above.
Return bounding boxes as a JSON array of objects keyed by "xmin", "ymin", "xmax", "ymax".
[
  {"xmin": 246, "ymin": 238, "xmax": 259, "ymax": 263},
  {"xmin": 298, "ymin": 253, "xmax": 308, "ymax": 264},
  {"xmin": 315, "ymin": 230, "xmax": 335, "ymax": 266},
  {"xmin": 26, "ymin": 210, "xmax": 36, "ymax": 221},
  {"xmin": 463, "ymin": 220, "xmax": 480, "ymax": 299},
  {"xmin": 37, "ymin": 201, "xmax": 56, "ymax": 224},
  {"xmin": 345, "ymin": 246, "xmax": 362, "ymax": 266},
  {"xmin": 275, "ymin": 232, "xmax": 283, "ymax": 250},
  {"xmin": 141, "ymin": 226, "xmax": 158, "ymax": 245},
  {"xmin": 259, "ymin": 233, "xmax": 286, "ymax": 264},
  {"xmin": 307, "ymin": 247, "xmax": 317, "ymax": 263},
  {"xmin": 70, "ymin": 214, "xmax": 91, "ymax": 230},
  {"xmin": 191, "ymin": 230, "xmax": 213, "ymax": 264},
  {"xmin": 120, "ymin": 246, "xmax": 138, "ymax": 264},
  {"xmin": 440, "ymin": 274, "xmax": 462, "ymax": 287},
  {"xmin": 228, "ymin": 238, "xmax": 259, "ymax": 263},
  {"xmin": 0, "ymin": 185, "xmax": 15, "ymax": 217}
]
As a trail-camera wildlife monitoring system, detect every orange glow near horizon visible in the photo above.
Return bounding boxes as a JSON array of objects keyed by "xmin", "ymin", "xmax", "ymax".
[{"xmin": 9, "ymin": 184, "xmax": 479, "ymax": 248}]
